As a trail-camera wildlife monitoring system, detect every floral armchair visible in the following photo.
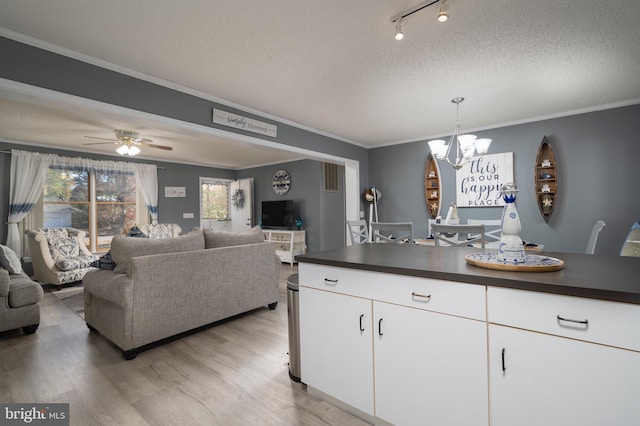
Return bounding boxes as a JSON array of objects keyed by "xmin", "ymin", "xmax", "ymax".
[
  {"xmin": 25, "ymin": 227, "xmax": 98, "ymax": 290},
  {"xmin": 137, "ymin": 223, "xmax": 182, "ymax": 239}
]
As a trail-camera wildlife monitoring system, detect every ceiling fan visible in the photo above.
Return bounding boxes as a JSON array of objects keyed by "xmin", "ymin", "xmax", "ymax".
[{"xmin": 84, "ymin": 129, "xmax": 173, "ymax": 156}]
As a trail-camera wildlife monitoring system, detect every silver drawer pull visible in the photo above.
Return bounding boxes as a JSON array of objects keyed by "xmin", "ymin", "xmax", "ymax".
[
  {"xmin": 557, "ymin": 315, "xmax": 589, "ymax": 325},
  {"xmin": 411, "ymin": 292, "xmax": 431, "ymax": 302},
  {"xmin": 324, "ymin": 278, "xmax": 338, "ymax": 286}
]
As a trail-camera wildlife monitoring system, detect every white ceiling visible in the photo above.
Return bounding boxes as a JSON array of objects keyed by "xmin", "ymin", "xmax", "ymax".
[{"xmin": 1, "ymin": 0, "xmax": 639, "ymax": 168}]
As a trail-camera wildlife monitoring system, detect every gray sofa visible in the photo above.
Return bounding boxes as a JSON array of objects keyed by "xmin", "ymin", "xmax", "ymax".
[{"xmin": 83, "ymin": 227, "xmax": 279, "ymax": 359}]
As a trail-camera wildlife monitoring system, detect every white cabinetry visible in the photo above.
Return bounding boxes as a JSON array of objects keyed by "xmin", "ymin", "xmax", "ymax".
[
  {"xmin": 299, "ymin": 263, "xmax": 488, "ymax": 425},
  {"xmin": 263, "ymin": 230, "xmax": 305, "ymax": 266},
  {"xmin": 488, "ymin": 287, "xmax": 640, "ymax": 426},
  {"xmin": 374, "ymin": 301, "xmax": 488, "ymax": 426},
  {"xmin": 299, "ymin": 287, "xmax": 374, "ymax": 415}
]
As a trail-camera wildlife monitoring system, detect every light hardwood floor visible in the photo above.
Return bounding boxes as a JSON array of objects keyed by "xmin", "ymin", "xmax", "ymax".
[{"xmin": 0, "ymin": 265, "xmax": 369, "ymax": 426}]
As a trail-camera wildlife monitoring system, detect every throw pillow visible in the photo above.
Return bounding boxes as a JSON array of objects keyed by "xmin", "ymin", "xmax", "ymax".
[
  {"xmin": 127, "ymin": 226, "xmax": 148, "ymax": 238},
  {"xmin": 90, "ymin": 251, "xmax": 116, "ymax": 270},
  {"xmin": 48, "ymin": 236, "xmax": 80, "ymax": 262},
  {"xmin": 110, "ymin": 228, "xmax": 205, "ymax": 274},
  {"xmin": 0, "ymin": 244, "xmax": 23, "ymax": 274},
  {"xmin": 203, "ymin": 225, "xmax": 264, "ymax": 248}
]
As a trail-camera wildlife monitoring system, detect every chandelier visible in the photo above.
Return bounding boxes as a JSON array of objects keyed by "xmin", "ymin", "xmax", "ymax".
[{"xmin": 427, "ymin": 97, "xmax": 492, "ymax": 170}]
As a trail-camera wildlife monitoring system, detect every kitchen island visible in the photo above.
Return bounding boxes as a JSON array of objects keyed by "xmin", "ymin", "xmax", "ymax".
[{"xmin": 296, "ymin": 244, "xmax": 640, "ymax": 426}]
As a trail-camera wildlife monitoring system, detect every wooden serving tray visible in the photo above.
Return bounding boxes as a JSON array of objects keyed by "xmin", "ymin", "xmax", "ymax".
[{"xmin": 465, "ymin": 253, "xmax": 564, "ymax": 272}]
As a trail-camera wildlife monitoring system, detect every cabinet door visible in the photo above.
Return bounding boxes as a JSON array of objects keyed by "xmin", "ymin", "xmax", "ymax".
[
  {"xmin": 299, "ymin": 287, "xmax": 374, "ymax": 415},
  {"xmin": 374, "ymin": 302, "xmax": 488, "ymax": 426},
  {"xmin": 489, "ymin": 324, "xmax": 640, "ymax": 426}
]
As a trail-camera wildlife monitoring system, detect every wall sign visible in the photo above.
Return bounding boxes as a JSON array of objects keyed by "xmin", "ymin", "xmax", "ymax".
[
  {"xmin": 213, "ymin": 109, "xmax": 278, "ymax": 138},
  {"xmin": 456, "ymin": 152, "xmax": 514, "ymax": 207},
  {"xmin": 164, "ymin": 186, "xmax": 186, "ymax": 198}
]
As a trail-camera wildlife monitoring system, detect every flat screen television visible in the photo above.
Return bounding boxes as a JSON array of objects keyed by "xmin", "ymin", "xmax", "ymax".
[{"xmin": 261, "ymin": 200, "xmax": 295, "ymax": 228}]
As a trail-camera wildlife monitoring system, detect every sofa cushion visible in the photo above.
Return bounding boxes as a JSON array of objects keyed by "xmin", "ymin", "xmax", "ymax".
[
  {"xmin": 0, "ymin": 244, "xmax": 23, "ymax": 274},
  {"xmin": 55, "ymin": 255, "xmax": 98, "ymax": 271},
  {"xmin": 8, "ymin": 273, "xmax": 44, "ymax": 308},
  {"xmin": 48, "ymin": 236, "xmax": 80, "ymax": 261},
  {"xmin": 203, "ymin": 226, "xmax": 264, "ymax": 248},
  {"xmin": 111, "ymin": 228, "xmax": 205, "ymax": 274}
]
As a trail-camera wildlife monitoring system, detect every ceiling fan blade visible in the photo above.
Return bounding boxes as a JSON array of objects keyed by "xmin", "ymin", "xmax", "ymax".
[
  {"xmin": 145, "ymin": 143, "xmax": 173, "ymax": 151},
  {"xmin": 84, "ymin": 135, "xmax": 118, "ymax": 142},
  {"xmin": 83, "ymin": 141, "xmax": 118, "ymax": 146}
]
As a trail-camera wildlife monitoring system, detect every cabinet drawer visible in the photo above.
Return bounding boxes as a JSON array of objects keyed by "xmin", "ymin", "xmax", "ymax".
[
  {"xmin": 299, "ymin": 263, "xmax": 486, "ymax": 321},
  {"xmin": 488, "ymin": 287, "xmax": 640, "ymax": 352}
]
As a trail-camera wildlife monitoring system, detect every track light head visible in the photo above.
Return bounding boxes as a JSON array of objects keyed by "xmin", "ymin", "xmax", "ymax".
[
  {"xmin": 394, "ymin": 19, "xmax": 404, "ymax": 41},
  {"xmin": 438, "ymin": 0, "xmax": 449, "ymax": 22}
]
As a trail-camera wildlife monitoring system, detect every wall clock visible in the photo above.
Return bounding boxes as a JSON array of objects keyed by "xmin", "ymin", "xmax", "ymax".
[{"xmin": 273, "ymin": 169, "xmax": 291, "ymax": 195}]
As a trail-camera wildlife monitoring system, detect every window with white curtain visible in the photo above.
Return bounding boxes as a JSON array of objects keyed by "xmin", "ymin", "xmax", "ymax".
[
  {"xmin": 8, "ymin": 150, "xmax": 158, "ymax": 255},
  {"xmin": 42, "ymin": 166, "xmax": 140, "ymax": 251}
]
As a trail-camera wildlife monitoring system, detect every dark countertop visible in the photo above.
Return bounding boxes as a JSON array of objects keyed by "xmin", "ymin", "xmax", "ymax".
[{"xmin": 296, "ymin": 245, "xmax": 640, "ymax": 305}]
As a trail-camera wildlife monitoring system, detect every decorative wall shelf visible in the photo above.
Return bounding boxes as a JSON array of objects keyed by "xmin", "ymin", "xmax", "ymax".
[
  {"xmin": 535, "ymin": 136, "xmax": 558, "ymax": 220},
  {"xmin": 424, "ymin": 153, "xmax": 442, "ymax": 219}
]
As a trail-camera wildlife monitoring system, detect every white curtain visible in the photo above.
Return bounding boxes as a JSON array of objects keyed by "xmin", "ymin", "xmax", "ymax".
[
  {"xmin": 7, "ymin": 150, "xmax": 55, "ymax": 253},
  {"xmin": 133, "ymin": 163, "xmax": 158, "ymax": 224}
]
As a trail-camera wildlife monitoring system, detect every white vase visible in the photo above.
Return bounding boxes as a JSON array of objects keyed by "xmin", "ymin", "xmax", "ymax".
[{"xmin": 498, "ymin": 183, "xmax": 526, "ymax": 263}]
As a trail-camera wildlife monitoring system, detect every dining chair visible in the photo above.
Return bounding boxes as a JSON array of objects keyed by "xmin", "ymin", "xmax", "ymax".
[
  {"xmin": 431, "ymin": 224, "xmax": 486, "ymax": 249},
  {"xmin": 467, "ymin": 219, "xmax": 501, "ymax": 242},
  {"xmin": 370, "ymin": 222, "xmax": 413, "ymax": 244},
  {"xmin": 585, "ymin": 220, "xmax": 606, "ymax": 255},
  {"xmin": 346, "ymin": 220, "xmax": 369, "ymax": 245}
]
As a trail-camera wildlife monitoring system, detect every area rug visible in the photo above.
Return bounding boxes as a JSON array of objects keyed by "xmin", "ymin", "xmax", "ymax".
[{"xmin": 51, "ymin": 284, "xmax": 85, "ymax": 319}]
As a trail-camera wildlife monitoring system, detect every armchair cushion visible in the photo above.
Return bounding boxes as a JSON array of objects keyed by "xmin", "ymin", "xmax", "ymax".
[
  {"xmin": 48, "ymin": 236, "xmax": 80, "ymax": 261},
  {"xmin": 55, "ymin": 255, "xmax": 99, "ymax": 271},
  {"xmin": 0, "ymin": 245, "xmax": 23, "ymax": 274},
  {"xmin": 140, "ymin": 223, "xmax": 181, "ymax": 239}
]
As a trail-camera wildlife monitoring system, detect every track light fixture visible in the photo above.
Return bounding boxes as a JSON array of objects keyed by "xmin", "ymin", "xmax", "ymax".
[
  {"xmin": 438, "ymin": 0, "xmax": 449, "ymax": 22},
  {"xmin": 394, "ymin": 18, "xmax": 404, "ymax": 41},
  {"xmin": 390, "ymin": 0, "xmax": 448, "ymax": 40}
]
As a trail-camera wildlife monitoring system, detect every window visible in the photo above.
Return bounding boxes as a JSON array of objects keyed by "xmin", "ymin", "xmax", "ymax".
[
  {"xmin": 200, "ymin": 178, "xmax": 230, "ymax": 228},
  {"xmin": 43, "ymin": 167, "xmax": 138, "ymax": 252}
]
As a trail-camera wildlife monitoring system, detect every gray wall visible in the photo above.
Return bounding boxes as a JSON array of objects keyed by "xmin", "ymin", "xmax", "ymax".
[
  {"xmin": 369, "ymin": 104, "xmax": 640, "ymax": 256},
  {"xmin": 238, "ymin": 160, "xmax": 345, "ymax": 253}
]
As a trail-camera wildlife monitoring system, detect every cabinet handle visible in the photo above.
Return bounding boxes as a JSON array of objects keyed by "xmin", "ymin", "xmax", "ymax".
[
  {"xmin": 378, "ymin": 318, "xmax": 383, "ymax": 336},
  {"xmin": 359, "ymin": 314, "xmax": 365, "ymax": 332},
  {"xmin": 501, "ymin": 348, "xmax": 506, "ymax": 372},
  {"xmin": 557, "ymin": 315, "xmax": 589, "ymax": 325},
  {"xmin": 411, "ymin": 291, "xmax": 431, "ymax": 302},
  {"xmin": 323, "ymin": 278, "xmax": 338, "ymax": 286}
]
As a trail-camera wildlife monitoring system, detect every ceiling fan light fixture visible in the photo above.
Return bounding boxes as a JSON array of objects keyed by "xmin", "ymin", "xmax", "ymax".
[
  {"xmin": 116, "ymin": 144, "xmax": 130, "ymax": 155},
  {"xmin": 127, "ymin": 145, "xmax": 141, "ymax": 156}
]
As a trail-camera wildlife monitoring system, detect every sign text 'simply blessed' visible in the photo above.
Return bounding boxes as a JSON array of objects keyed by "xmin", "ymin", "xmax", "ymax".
[
  {"xmin": 213, "ymin": 109, "xmax": 278, "ymax": 138},
  {"xmin": 456, "ymin": 152, "xmax": 514, "ymax": 207}
]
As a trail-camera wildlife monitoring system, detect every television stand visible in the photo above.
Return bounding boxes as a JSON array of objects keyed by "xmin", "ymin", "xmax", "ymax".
[{"xmin": 263, "ymin": 229, "xmax": 306, "ymax": 267}]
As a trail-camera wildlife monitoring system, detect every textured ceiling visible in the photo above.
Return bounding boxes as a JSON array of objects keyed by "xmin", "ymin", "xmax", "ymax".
[{"xmin": 0, "ymin": 0, "xmax": 639, "ymax": 167}]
